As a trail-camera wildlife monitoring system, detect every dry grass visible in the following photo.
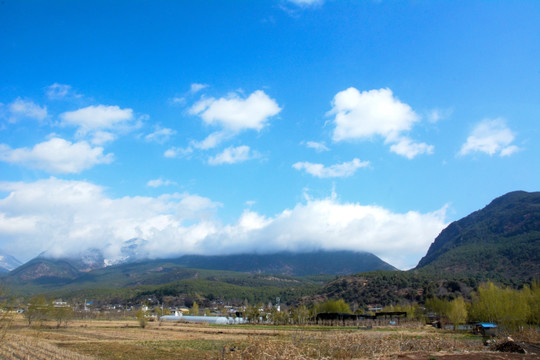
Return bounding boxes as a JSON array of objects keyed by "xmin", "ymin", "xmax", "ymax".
[
  {"xmin": 2, "ymin": 317, "xmax": 538, "ymax": 359},
  {"xmin": 508, "ymin": 327, "xmax": 540, "ymax": 344},
  {"xmin": 225, "ymin": 331, "xmax": 485, "ymax": 360},
  {"xmin": 0, "ymin": 333, "xmax": 98, "ymax": 360}
]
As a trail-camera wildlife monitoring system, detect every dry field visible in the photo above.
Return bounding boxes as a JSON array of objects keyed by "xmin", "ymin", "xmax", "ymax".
[{"xmin": 1, "ymin": 316, "xmax": 539, "ymax": 359}]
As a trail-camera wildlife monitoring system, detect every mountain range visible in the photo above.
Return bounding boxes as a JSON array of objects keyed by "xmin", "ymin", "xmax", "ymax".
[
  {"xmin": 1, "ymin": 250, "xmax": 396, "ymax": 295},
  {"xmin": 1, "ymin": 190, "xmax": 538, "ymax": 303}
]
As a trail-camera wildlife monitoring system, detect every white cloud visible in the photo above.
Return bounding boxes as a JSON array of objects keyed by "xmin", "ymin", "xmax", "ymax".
[
  {"xmin": 427, "ymin": 108, "xmax": 452, "ymax": 123},
  {"xmin": 0, "ymin": 137, "xmax": 113, "ymax": 173},
  {"xmin": 61, "ymin": 105, "xmax": 133, "ymax": 131},
  {"xmin": 0, "ymin": 179, "xmax": 446, "ymax": 269},
  {"xmin": 0, "ymin": 178, "xmax": 220, "ymax": 262},
  {"xmin": 145, "ymin": 126, "xmax": 176, "ymax": 144},
  {"xmin": 330, "ymin": 88, "xmax": 418, "ymax": 141},
  {"xmin": 191, "ymin": 131, "xmax": 232, "ymax": 150},
  {"xmin": 91, "ymin": 131, "xmax": 117, "ymax": 145},
  {"xmin": 389, "ymin": 137, "xmax": 434, "ymax": 159},
  {"xmin": 170, "ymin": 97, "xmax": 186, "ymax": 105},
  {"xmin": 304, "ymin": 141, "xmax": 330, "ymax": 152},
  {"xmin": 208, "ymin": 145, "xmax": 255, "ymax": 165},
  {"xmin": 459, "ymin": 118, "xmax": 519, "ymax": 157},
  {"xmin": 499, "ymin": 145, "xmax": 519, "ymax": 157},
  {"xmin": 190, "ymin": 83, "xmax": 208, "ymax": 93},
  {"xmin": 169, "ymin": 83, "xmax": 210, "ymax": 106},
  {"xmin": 60, "ymin": 105, "xmax": 140, "ymax": 144},
  {"xmin": 293, "ymin": 158, "xmax": 369, "ymax": 178},
  {"xmin": 164, "ymin": 146, "xmax": 193, "ymax": 159},
  {"xmin": 45, "ymin": 83, "xmax": 81, "ymax": 100},
  {"xmin": 7, "ymin": 98, "xmax": 47, "ymax": 123},
  {"xmin": 190, "ymin": 90, "xmax": 281, "ymax": 132},
  {"xmin": 329, "ymin": 87, "xmax": 433, "ymax": 159},
  {"xmin": 217, "ymin": 197, "xmax": 447, "ymax": 270},
  {"xmin": 287, "ymin": 0, "xmax": 324, "ymax": 6},
  {"xmin": 174, "ymin": 90, "xmax": 281, "ymax": 156},
  {"xmin": 147, "ymin": 178, "xmax": 177, "ymax": 188}
]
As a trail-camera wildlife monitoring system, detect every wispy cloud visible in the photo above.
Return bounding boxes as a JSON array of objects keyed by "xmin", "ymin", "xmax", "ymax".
[
  {"xmin": 164, "ymin": 146, "xmax": 193, "ymax": 159},
  {"xmin": 145, "ymin": 126, "xmax": 176, "ymax": 144},
  {"xmin": 426, "ymin": 108, "xmax": 453, "ymax": 123},
  {"xmin": 459, "ymin": 118, "xmax": 519, "ymax": 157},
  {"xmin": 190, "ymin": 83, "xmax": 209, "ymax": 94},
  {"xmin": 169, "ymin": 83, "xmax": 210, "ymax": 106},
  {"xmin": 147, "ymin": 178, "xmax": 177, "ymax": 188},
  {"xmin": 208, "ymin": 145, "xmax": 257, "ymax": 165},
  {"xmin": 284, "ymin": 0, "xmax": 324, "ymax": 8},
  {"xmin": 389, "ymin": 136, "xmax": 434, "ymax": 159},
  {"xmin": 45, "ymin": 83, "xmax": 82, "ymax": 100},
  {"xmin": 304, "ymin": 141, "xmax": 330, "ymax": 152},
  {"xmin": 293, "ymin": 158, "xmax": 369, "ymax": 178},
  {"xmin": 191, "ymin": 131, "xmax": 232, "ymax": 150},
  {"xmin": 289, "ymin": 0, "xmax": 322, "ymax": 4},
  {"xmin": 7, "ymin": 98, "xmax": 47, "ymax": 123}
]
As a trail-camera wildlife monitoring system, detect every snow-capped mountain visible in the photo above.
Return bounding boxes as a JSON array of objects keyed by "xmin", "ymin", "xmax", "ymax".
[
  {"xmin": 0, "ymin": 250, "xmax": 22, "ymax": 273},
  {"xmin": 103, "ymin": 238, "xmax": 149, "ymax": 267},
  {"xmin": 35, "ymin": 238, "xmax": 149, "ymax": 271}
]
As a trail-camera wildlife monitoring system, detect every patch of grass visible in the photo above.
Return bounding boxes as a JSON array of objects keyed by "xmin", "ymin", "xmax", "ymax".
[{"xmin": 59, "ymin": 339, "xmax": 231, "ymax": 360}]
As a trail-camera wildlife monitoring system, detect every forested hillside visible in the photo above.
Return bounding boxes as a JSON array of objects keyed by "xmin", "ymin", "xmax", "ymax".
[
  {"xmin": 416, "ymin": 191, "xmax": 540, "ymax": 282},
  {"xmin": 304, "ymin": 191, "xmax": 540, "ymax": 307}
]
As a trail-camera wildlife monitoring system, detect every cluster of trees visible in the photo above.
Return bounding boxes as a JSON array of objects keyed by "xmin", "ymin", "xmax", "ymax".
[
  {"xmin": 312, "ymin": 299, "xmax": 352, "ymax": 314},
  {"xmin": 240, "ymin": 299, "xmax": 354, "ymax": 325},
  {"xmin": 426, "ymin": 281, "xmax": 540, "ymax": 330},
  {"xmin": 135, "ymin": 308, "xmax": 148, "ymax": 328},
  {"xmin": 425, "ymin": 296, "xmax": 468, "ymax": 329},
  {"xmin": 469, "ymin": 281, "xmax": 540, "ymax": 328},
  {"xmin": 382, "ymin": 303, "xmax": 425, "ymax": 321},
  {"xmin": 24, "ymin": 296, "xmax": 73, "ymax": 328},
  {"xmin": 236, "ymin": 282, "xmax": 540, "ymax": 329}
]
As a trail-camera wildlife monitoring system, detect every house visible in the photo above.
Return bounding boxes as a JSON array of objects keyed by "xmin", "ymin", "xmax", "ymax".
[
  {"xmin": 367, "ymin": 305, "xmax": 383, "ymax": 312},
  {"xmin": 473, "ymin": 323, "xmax": 498, "ymax": 337},
  {"xmin": 53, "ymin": 300, "xmax": 69, "ymax": 308}
]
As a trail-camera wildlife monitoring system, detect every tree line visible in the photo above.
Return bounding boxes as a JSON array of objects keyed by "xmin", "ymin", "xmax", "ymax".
[
  {"xmin": 425, "ymin": 281, "xmax": 540, "ymax": 330},
  {"xmin": 229, "ymin": 282, "xmax": 540, "ymax": 329}
]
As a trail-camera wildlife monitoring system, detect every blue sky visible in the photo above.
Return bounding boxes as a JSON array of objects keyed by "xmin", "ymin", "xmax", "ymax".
[{"xmin": 0, "ymin": 0, "xmax": 539, "ymax": 269}]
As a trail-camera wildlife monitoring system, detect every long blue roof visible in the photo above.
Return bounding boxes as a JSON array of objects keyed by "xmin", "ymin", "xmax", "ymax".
[{"xmin": 475, "ymin": 323, "xmax": 497, "ymax": 328}]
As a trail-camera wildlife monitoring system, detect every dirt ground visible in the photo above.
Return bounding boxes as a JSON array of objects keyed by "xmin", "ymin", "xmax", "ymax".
[{"xmin": 1, "ymin": 317, "xmax": 539, "ymax": 359}]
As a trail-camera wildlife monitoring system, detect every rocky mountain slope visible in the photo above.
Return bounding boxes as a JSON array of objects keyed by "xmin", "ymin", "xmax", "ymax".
[{"xmin": 416, "ymin": 190, "xmax": 540, "ymax": 281}]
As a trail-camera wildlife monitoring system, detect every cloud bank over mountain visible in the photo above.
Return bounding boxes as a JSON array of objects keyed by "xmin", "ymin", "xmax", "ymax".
[{"xmin": 0, "ymin": 178, "xmax": 446, "ymax": 269}]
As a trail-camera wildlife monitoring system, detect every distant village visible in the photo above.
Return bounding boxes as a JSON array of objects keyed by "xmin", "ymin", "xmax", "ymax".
[{"xmin": 8, "ymin": 296, "xmax": 497, "ymax": 336}]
